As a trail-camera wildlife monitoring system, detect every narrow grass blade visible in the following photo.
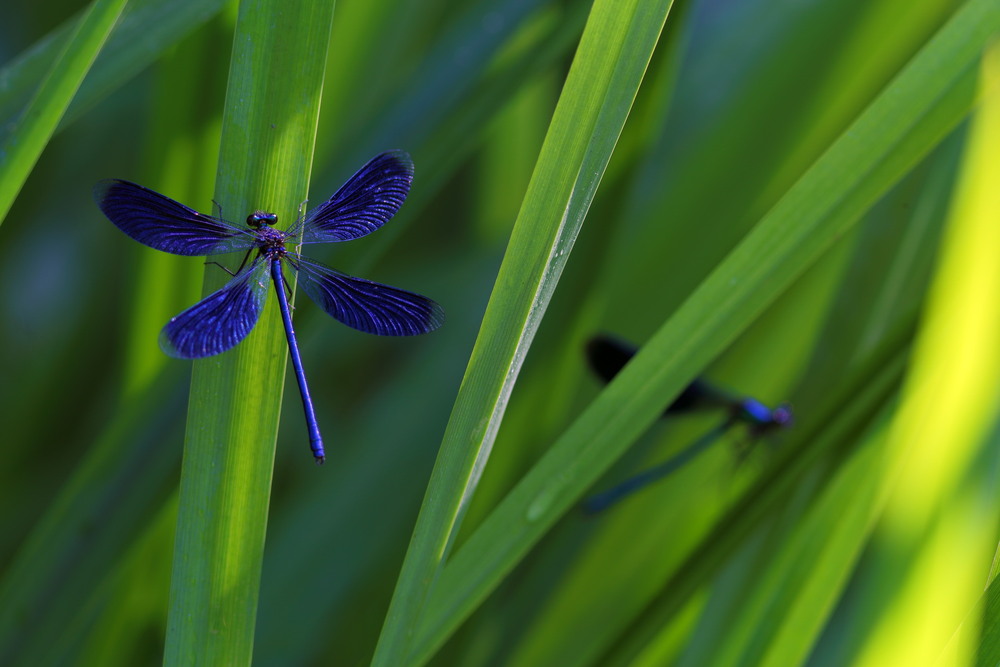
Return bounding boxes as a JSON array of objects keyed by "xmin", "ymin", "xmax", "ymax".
[
  {"xmin": 122, "ymin": 18, "xmax": 228, "ymax": 395},
  {"xmin": 538, "ymin": 323, "xmax": 915, "ymax": 666},
  {"xmin": 977, "ymin": 542, "xmax": 1000, "ymax": 666},
  {"xmin": 76, "ymin": 496, "xmax": 177, "ymax": 666},
  {"xmin": 666, "ymin": 410, "xmax": 896, "ymax": 667},
  {"xmin": 0, "ymin": 0, "xmax": 228, "ymax": 138},
  {"xmin": 0, "ymin": 367, "xmax": 185, "ymax": 664},
  {"xmin": 855, "ymin": 39, "xmax": 1000, "ymax": 667},
  {"xmin": 0, "ymin": 0, "xmax": 127, "ymax": 224},
  {"xmin": 162, "ymin": 0, "xmax": 336, "ymax": 664},
  {"xmin": 371, "ymin": 1, "xmax": 675, "ymax": 664},
  {"xmin": 414, "ymin": 0, "xmax": 1000, "ymax": 658},
  {"xmin": 332, "ymin": 0, "xmax": 590, "ymax": 279},
  {"xmin": 0, "ymin": 17, "xmax": 229, "ymax": 663},
  {"xmin": 318, "ymin": 0, "xmax": 549, "ymax": 171}
]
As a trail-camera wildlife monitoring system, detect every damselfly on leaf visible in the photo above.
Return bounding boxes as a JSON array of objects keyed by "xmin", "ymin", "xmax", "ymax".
[
  {"xmin": 95, "ymin": 151, "xmax": 444, "ymax": 464},
  {"xmin": 582, "ymin": 335, "xmax": 791, "ymax": 512}
]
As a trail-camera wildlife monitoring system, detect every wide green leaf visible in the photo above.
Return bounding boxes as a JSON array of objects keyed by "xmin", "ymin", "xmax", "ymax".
[{"xmin": 162, "ymin": 0, "xmax": 336, "ymax": 663}]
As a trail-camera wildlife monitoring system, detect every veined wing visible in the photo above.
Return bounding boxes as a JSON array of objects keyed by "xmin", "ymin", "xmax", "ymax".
[
  {"xmin": 160, "ymin": 259, "xmax": 271, "ymax": 358},
  {"xmin": 292, "ymin": 151, "xmax": 413, "ymax": 244},
  {"xmin": 293, "ymin": 255, "xmax": 443, "ymax": 336},
  {"xmin": 95, "ymin": 179, "xmax": 257, "ymax": 256}
]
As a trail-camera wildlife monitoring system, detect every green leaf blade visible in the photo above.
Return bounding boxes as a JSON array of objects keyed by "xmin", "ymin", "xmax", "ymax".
[
  {"xmin": 372, "ymin": 0, "xmax": 675, "ymax": 664},
  {"xmin": 162, "ymin": 0, "xmax": 337, "ymax": 664},
  {"xmin": 0, "ymin": 0, "xmax": 128, "ymax": 224}
]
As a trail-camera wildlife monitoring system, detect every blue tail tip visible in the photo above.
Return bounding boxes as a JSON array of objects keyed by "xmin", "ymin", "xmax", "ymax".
[{"xmin": 581, "ymin": 497, "xmax": 611, "ymax": 515}]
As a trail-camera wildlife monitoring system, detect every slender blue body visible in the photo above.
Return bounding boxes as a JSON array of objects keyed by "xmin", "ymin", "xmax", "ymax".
[
  {"xmin": 582, "ymin": 334, "xmax": 792, "ymax": 512},
  {"xmin": 95, "ymin": 151, "xmax": 444, "ymax": 462},
  {"xmin": 271, "ymin": 258, "xmax": 325, "ymax": 462},
  {"xmin": 582, "ymin": 422, "xmax": 729, "ymax": 513}
]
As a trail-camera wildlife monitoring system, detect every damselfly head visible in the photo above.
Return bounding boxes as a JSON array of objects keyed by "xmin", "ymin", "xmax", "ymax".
[
  {"xmin": 738, "ymin": 398, "xmax": 793, "ymax": 430},
  {"xmin": 772, "ymin": 403, "xmax": 794, "ymax": 427},
  {"xmin": 247, "ymin": 211, "xmax": 278, "ymax": 228}
]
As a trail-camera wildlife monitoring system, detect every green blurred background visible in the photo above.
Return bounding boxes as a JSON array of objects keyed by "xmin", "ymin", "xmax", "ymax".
[{"xmin": 1, "ymin": 0, "xmax": 999, "ymax": 665}]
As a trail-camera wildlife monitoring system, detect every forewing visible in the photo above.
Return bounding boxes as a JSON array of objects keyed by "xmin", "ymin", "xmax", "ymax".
[
  {"xmin": 586, "ymin": 335, "xmax": 725, "ymax": 415},
  {"xmin": 294, "ymin": 256, "xmax": 443, "ymax": 336},
  {"xmin": 294, "ymin": 151, "xmax": 413, "ymax": 244},
  {"xmin": 159, "ymin": 259, "xmax": 271, "ymax": 358},
  {"xmin": 95, "ymin": 179, "xmax": 256, "ymax": 256}
]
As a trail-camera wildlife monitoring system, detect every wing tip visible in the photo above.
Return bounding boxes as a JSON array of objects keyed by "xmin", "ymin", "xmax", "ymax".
[
  {"xmin": 158, "ymin": 327, "xmax": 193, "ymax": 359},
  {"xmin": 373, "ymin": 150, "xmax": 415, "ymax": 179},
  {"xmin": 421, "ymin": 299, "xmax": 446, "ymax": 334},
  {"xmin": 92, "ymin": 178, "xmax": 128, "ymax": 206}
]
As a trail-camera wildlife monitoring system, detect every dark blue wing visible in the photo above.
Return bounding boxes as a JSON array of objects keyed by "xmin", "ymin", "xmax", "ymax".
[
  {"xmin": 586, "ymin": 335, "xmax": 735, "ymax": 415},
  {"xmin": 293, "ymin": 256, "xmax": 443, "ymax": 336},
  {"xmin": 291, "ymin": 151, "xmax": 414, "ymax": 244},
  {"xmin": 95, "ymin": 179, "xmax": 257, "ymax": 256},
  {"xmin": 160, "ymin": 259, "xmax": 271, "ymax": 358}
]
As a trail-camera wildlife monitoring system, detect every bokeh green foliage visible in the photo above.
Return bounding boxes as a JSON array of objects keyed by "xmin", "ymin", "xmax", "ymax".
[{"xmin": 0, "ymin": 0, "xmax": 998, "ymax": 665}]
